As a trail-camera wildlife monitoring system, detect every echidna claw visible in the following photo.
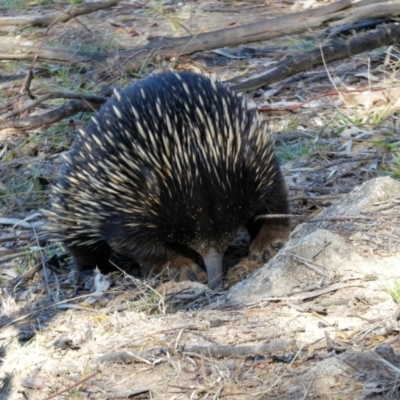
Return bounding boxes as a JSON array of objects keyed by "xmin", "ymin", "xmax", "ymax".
[{"xmin": 248, "ymin": 225, "xmax": 290, "ymax": 264}]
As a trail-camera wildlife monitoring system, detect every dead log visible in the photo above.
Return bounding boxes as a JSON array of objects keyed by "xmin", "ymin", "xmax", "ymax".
[
  {"xmin": 0, "ymin": 0, "xmax": 122, "ymax": 28},
  {"xmin": 0, "ymin": 99, "xmax": 103, "ymax": 131},
  {"xmin": 231, "ymin": 23, "xmax": 400, "ymax": 92},
  {"xmin": 330, "ymin": 1, "xmax": 400, "ymax": 27}
]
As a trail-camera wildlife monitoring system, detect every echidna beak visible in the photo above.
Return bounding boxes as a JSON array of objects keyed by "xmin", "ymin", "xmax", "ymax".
[{"xmin": 202, "ymin": 248, "xmax": 224, "ymax": 290}]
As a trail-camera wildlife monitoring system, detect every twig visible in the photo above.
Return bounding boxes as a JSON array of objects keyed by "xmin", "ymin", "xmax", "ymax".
[
  {"xmin": 290, "ymin": 195, "xmax": 341, "ymax": 201},
  {"xmin": 9, "ymin": 263, "xmax": 42, "ymax": 289},
  {"xmin": 96, "ymin": 349, "xmax": 164, "ymax": 365},
  {"xmin": 324, "ymin": 331, "xmax": 348, "ymax": 352},
  {"xmin": 286, "ymin": 252, "xmax": 331, "ymax": 279},
  {"xmin": 289, "ymin": 185, "xmax": 354, "ymax": 194},
  {"xmin": 180, "ymin": 340, "xmax": 295, "ymax": 357},
  {"xmin": 0, "ymin": 0, "xmax": 121, "ymax": 27},
  {"xmin": 0, "ymin": 235, "xmax": 32, "ymax": 243},
  {"xmin": 0, "ymin": 99, "xmax": 103, "ymax": 131},
  {"xmin": 311, "ymin": 154, "xmax": 378, "ymax": 173},
  {"xmin": 288, "ymin": 282, "xmax": 363, "ymax": 301},
  {"xmin": 0, "ymin": 218, "xmax": 43, "ymax": 229},
  {"xmin": 65, "ymin": 374, "xmax": 152, "ymax": 398},
  {"xmin": 43, "ymin": 371, "xmax": 99, "ymax": 400},
  {"xmin": 2, "ymin": 91, "xmax": 107, "ymax": 119},
  {"xmin": 257, "ymin": 214, "xmax": 395, "ymax": 222}
]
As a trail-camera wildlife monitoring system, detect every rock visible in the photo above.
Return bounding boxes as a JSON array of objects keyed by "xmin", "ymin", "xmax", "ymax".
[{"xmin": 226, "ymin": 177, "xmax": 400, "ymax": 304}]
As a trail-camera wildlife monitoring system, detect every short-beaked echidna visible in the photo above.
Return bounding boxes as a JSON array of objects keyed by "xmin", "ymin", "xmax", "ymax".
[{"xmin": 45, "ymin": 71, "xmax": 290, "ymax": 289}]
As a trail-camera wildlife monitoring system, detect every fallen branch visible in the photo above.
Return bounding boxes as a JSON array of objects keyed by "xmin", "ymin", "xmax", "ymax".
[
  {"xmin": 0, "ymin": 45, "xmax": 108, "ymax": 67},
  {"xmin": 2, "ymin": 91, "xmax": 107, "ymax": 120},
  {"xmin": 330, "ymin": 1, "xmax": 400, "ymax": 27},
  {"xmin": 232, "ymin": 23, "xmax": 400, "ymax": 92},
  {"xmin": 0, "ymin": 98, "xmax": 104, "ymax": 130},
  {"xmin": 0, "ymin": 0, "xmax": 122, "ymax": 28}
]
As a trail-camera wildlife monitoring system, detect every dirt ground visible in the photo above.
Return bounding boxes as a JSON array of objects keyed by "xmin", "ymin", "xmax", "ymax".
[{"xmin": 1, "ymin": 0, "xmax": 400, "ymax": 399}]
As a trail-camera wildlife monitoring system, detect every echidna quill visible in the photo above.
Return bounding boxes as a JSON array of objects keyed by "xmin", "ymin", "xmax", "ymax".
[{"xmin": 44, "ymin": 71, "xmax": 290, "ymax": 289}]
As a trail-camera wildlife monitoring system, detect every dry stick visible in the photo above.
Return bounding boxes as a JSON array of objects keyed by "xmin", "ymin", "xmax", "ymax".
[
  {"xmin": 272, "ymin": 130, "xmax": 321, "ymax": 143},
  {"xmin": 66, "ymin": 375, "xmax": 140, "ymax": 394},
  {"xmin": 0, "ymin": 0, "xmax": 122, "ymax": 27},
  {"xmin": 330, "ymin": 1, "xmax": 400, "ymax": 27},
  {"xmin": 232, "ymin": 23, "xmax": 400, "ymax": 92},
  {"xmin": 0, "ymin": 0, "xmax": 350, "ymax": 68},
  {"xmin": 290, "ymin": 194, "xmax": 341, "ymax": 201},
  {"xmin": 311, "ymin": 154, "xmax": 378, "ymax": 173},
  {"xmin": 289, "ymin": 185, "xmax": 354, "ymax": 194},
  {"xmin": 0, "ymin": 44, "xmax": 107, "ymax": 66},
  {"xmin": 104, "ymin": 389, "xmax": 152, "ymax": 399},
  {"xmin": 0, "ymin": 235, "xmax": 32, "ymax": 243},
  {"xmin": 230, "ymin": 283, "xmax": 363, "ymax": 303},
  {"xmin": 2, "ymin": 92, "xmax": 107, "ymax": 120},
  {"xmin": 252, "ymin": 346, "xmax": 305, "ymax": 399},
  {"xmin": 43, "ymin": 371, "xmax": 99, "ymax": 400},
  {"xmin": 0, "ymin": 218, "xmax": 43, "ymax": 229},
  {"xmin": 286, "ymin": 252, "xmax": 331, "ymax": 279},
  {"xmin": 259, "ymin": 86, "xmax": 390, "ymax": 112},
  {"xmin": 1, "ymin": 291, "xmax": 124, "ymax": 327},
  {"xmin": 96, "ymin": 350, "xmax": 155, "ymax": 365},
  {"xmin": 0, "ymin": 98, "xmax": 104, "ymax": 130},
  {"xmin": 180, "ymin": 340, "xmax": 295, "ymax": 357},
  {"xmin": 0, "ymin": 248, "xmax": 30, "ymax": 257},
  {"xmin": 271, "ymin": 127, "xmax": 349, "ymax": 143},
  {"xmin": 324, "ymin": 331, "xmax": 348, "ymax": 352},
  {"xmin": 65, "ymin": 375, "xmax": 152, "ymax": 398},
  {"xmin": 18, "ymin": 69, "xmax": 33, "ymax": 99},
  {"xmin": 0, "ymin": 252, "xmax": 32, "ymax": 263},
  {"xmin": 256, "ymin": 214, "xmax": 389, "ymax": 222},
  {"xmin": 355, "ymin": 0, "xmax": 393, "ymax": 7},
  {"xmin": 9, "ymin": 263, "xmax": 42, "ymax": 289},
  {"xmin": 287, "ymin": 282, "xmax": 363, "ymax": 301}
]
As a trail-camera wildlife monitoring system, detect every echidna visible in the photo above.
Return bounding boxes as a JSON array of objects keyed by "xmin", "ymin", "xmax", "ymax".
[{"xmin": 45, "ymin": 71, "xmax": 290, "ymax": 289}]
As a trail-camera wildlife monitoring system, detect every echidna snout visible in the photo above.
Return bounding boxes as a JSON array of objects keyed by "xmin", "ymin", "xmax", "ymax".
[{"xmin": 202, "ymin": 248, "xmax": 224, "ymax": 290}]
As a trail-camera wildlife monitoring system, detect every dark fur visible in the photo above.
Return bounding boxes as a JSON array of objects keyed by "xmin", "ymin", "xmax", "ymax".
[{"xmin": 46, "ymin": 72, "xmax": 289, "ymax": 274}]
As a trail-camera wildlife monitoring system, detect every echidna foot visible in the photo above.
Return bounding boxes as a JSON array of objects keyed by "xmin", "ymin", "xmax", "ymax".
[
  {"xmin": 248, "ymin": 225, "xmax": 290, "ymax": 264},
  {"xmin": 160, "ymin": 256, "xmax": 208, "ymax": 283},
  {"xmin": 225, "ymin": 259, "xmax": 261, "ymax": 289}
]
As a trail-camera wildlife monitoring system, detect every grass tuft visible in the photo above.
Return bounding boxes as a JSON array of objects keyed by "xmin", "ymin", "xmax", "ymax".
[{"xmin": 384, "ymin": 278, "xmax": 400, "ymax": 303}]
